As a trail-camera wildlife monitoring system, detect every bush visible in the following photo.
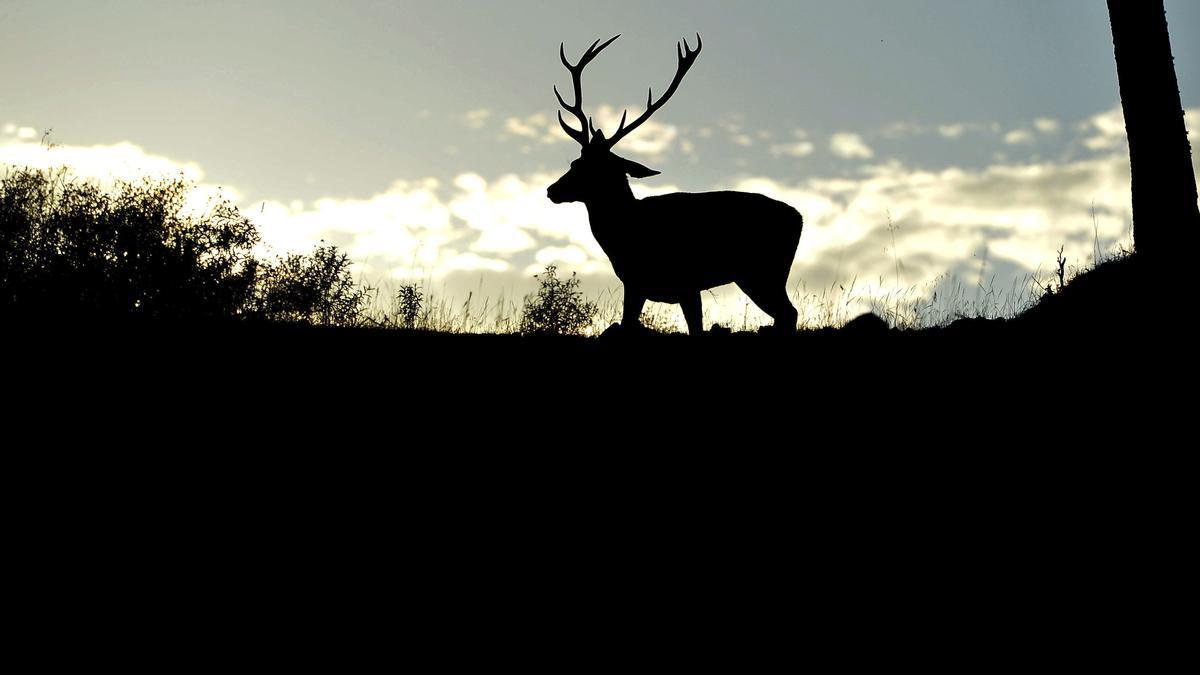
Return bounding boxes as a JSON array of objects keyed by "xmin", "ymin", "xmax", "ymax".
[
  {"xmin": 253, "ymin": 243, "xmax": 369, "ymax": 326},
  {"xmin": 519, "ymin": 265, "xmax": 596, "ymax": 336},
  {"xmin": 0, "ymin": 167, "xmax": 259, "ymax": 320},
  {"xmin": 395, "ymin": 283, "xmax": 423, "ymax": 329},
  {"xmin": 0, "ymin": 166, "xmax": 368, "ymax": 327}
]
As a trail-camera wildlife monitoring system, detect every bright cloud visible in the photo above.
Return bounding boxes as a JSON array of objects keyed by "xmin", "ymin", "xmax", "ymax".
[
  {"xmin": 1004, "ymin": 129, "xmax": 1035, "ymax": 145},
  {"xmin": 462, "ymin": 109, "xmax": 491, "ymax": 129},
  {"xmin": 1034, "ymin": 117, "xmax": 1060, "ymax": 134},
  {"xmin": 881, "ymin": 121, "xmax": 928, "ymax": 139},
  {"xmin": 938, "ymin": 124, "xmax": 967, "ymax": 139},
  {"xmin": 1, "ymin": 132, "xmax": 205, "ymax": 185},
  {"xmin": 830, "ymin": 132, "xmax": 873, "ymax": 159},
  {"xmin": 769, "ymin": 142, "xmax": 815, "ymax": 158},
  {"xmin": 1082, "ymin": 107, "xmax": 1127, "ymax": 150},
  {"xmin": 0, "ymin": 128, "xmax": 225, "ymax": 212},
  {"xmin": 504, "ymin": 112, "xmax": 551, "ymax": 139}
]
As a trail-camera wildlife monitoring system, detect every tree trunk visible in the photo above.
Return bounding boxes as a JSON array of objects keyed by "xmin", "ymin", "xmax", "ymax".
[{"xmin": 1107, "ymin": 0, "xmax": 1200, "ymax": 257}]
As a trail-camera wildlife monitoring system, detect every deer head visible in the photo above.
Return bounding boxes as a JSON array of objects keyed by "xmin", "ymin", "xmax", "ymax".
[{"xmin": 546, "ymin": 34, "xmax": 702, "ymax": 205}]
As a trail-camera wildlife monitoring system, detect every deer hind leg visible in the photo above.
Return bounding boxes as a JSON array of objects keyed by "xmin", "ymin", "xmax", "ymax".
[
  {"xmin": 680, "ymin": 292, "xmax": 704, "ymax": 335},
  {"xmin": 736, "ymin": 278, "xmax": 798, "ymax": 332},
  {"xmin": 622, "ymin": 287, "xmax": 647, "ymax": 330}
]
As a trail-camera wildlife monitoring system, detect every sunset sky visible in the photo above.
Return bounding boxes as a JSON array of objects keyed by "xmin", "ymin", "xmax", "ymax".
[{"xmin": 3, "ymin": 0, "xmax": 1199, "ymax": 328}]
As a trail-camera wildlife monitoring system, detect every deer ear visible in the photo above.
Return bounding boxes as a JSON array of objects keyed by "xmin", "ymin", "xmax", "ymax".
[{"xmin": 620, "ymin": 157, "xmax": 661, "ymax": 178}]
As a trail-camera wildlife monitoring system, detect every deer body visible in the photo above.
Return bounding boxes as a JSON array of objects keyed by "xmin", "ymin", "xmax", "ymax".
[
  {"xmin": 548, "ymin": 35, "xmax": 802, "ymax": 334},
  {"xmin": 587, "ymin": 190, "xmax": 801, "ymax": 309}
]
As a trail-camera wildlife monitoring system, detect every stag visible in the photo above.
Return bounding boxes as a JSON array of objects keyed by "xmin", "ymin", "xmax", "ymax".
[{"xmin": 547, "ymin": 34, "xmax": 803, "ymax": 335}]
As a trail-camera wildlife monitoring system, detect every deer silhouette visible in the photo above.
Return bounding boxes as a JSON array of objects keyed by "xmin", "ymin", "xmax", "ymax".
[{"xmin": 547, "ymin": 35, "xmax": 803, "ymax": 335}]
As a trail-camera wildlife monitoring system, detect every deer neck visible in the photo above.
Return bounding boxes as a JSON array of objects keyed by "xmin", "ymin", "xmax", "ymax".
[{"xmin": 583, "ymin": 183, "xmax": 637, "ymax": 228}]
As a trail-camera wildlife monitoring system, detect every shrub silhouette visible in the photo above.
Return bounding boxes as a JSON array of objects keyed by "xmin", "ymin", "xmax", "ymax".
[
  {"xmin": 0, "ymin": 167, "xmax": 366, "ymax": 326},
  {"xmin": 519, "ymin": 265, "xmax": 597, "ymax": 336},
  {"xmin": 395, "ymin": 283, "xmax": 423, "ymax": 329},
  {"xmin": 1, "ymin": 168, "xmax": 259, "ymax": 319},
  {"xmin": 254, "ymin": 243, "xmax": 368, "ymax": 326}
]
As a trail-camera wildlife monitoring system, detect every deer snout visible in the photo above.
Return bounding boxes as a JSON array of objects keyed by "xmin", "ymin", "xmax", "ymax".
[{"xmin": 546, "ymin": 183, "xmax": 565, "ymax": 204}]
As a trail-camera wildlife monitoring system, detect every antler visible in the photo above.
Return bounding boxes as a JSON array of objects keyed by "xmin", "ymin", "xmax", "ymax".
[
  {"xmin": 601, "ymin": 34, "xmax": 702, "ymax": 150},
  {"xmin": 554, "ymin": 35, "xmax": 621, "ymax": 147}
]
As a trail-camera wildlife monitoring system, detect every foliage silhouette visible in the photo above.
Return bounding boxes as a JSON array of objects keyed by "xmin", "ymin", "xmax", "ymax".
[
  {"xmin": 394, "ymin": 283, "xmax": 423, "ymax": 330},
  {"xmin": 0, "ymin": 167, "xmax": 366, "ymax": 326},
  {"xmin": 519, "ymin": 265, "xmax": 597, "ymax": 336},
  {"xmin": 254, "ymin": 243, "xmax": 368, "ymax": 326},
  {"xmin": 1, "ymin": 168, "xmax": 258, "ymax": 320}
]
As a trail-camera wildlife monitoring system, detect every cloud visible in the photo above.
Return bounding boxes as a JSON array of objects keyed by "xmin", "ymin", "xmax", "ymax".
[
  {"xmin": 530, "ymin": 245, "xmax": 592, "ymax": 275},
  {"xmin": 830, "ymin": 132, "xmax": 874, "ymax": 159},
  {"xmin": 504, "ymin": 112, "xmax": 552, "ymax": 140},
  {"xmin": 450, "ymin": 172, "xmax": 580, "ymax": 256},
  {"xmin": 1, "ymin": 134, "xmax": 205, "ymax": 184},
  {"xmin": 1073, "ymin": 104, "xmax": 1194, "ymax": 152},
  {"xmin": 0, "ymin": 129, "xmax": 224, "ymax": 212},
  {"xmin": 1082, "ymin": 107, "xmax": 1126, "ymax": 150},
  {"xmin": 1003, "ymin": 129, "xmax": 1035, "ymax": 145},
  {"xmin": 886, "ymin": 120, "xmax": 1003, "ymax": 140},
  {"xmin": 253, "ymin": 178, "xmax": 458, "ymax": 273},
  {"xmin": 444, "ymin": 251, "xmax": 511, "ymax": 273},
  {"xmin": 462, "ymin": 109, "xmax": 491, "ymax": 129},
  {"xmin": 1034, "ymin": 118, "xmax": 1060, "ymax": 134},
  {"xmin": 938, "ymin": 124, "xmax": 967, "ymax": 139},
  {"xmin": 769, "ymin": 142, "xmax": 815, "ymax": 158},
  {"xmin": 881, "ymin": 121, "xmax": 929, "ymax": 140}
]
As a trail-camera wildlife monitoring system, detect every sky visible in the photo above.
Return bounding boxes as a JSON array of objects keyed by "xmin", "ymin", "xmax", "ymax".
[{"xmin": 2, "ymin": 0, "xmax": 1199, "ymax": 328}]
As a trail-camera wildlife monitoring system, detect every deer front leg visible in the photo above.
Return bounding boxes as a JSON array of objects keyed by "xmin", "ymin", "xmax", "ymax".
[
  {"xmin": 681, "ymin": 292, "xmax": 704, "ymax": 335},
  {"xmin": 622, "ymin": 287, "xmax": 646, "ymax": 331}
]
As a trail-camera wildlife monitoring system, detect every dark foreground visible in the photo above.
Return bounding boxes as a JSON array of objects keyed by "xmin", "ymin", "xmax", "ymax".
[
  {"xmin": 9, "ymin": 299, "xmax": 1189, "ymax": 419},
  {"xmin": 7, "ymin": 263, "xmax": 1189, "ymax": 664},
  {"xmin": 7, "ymin": 252, "xmax": 1192, "ymax": 402},
  {"xmin": 7, "ymin": 252, "xmax": 1192, "ymax": 481}
]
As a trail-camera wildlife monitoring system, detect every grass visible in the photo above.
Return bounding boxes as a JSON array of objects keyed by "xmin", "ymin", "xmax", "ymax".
[{"xmin": 340, "ymin": 255, "xmax": 1110, "ymax": 336}]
